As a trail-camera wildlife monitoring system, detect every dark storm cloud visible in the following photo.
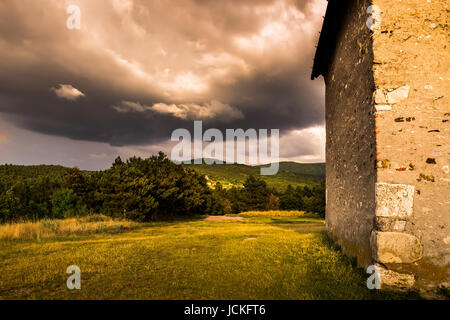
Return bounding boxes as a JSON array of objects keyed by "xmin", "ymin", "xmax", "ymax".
[{"xmin": 0, "ymin": 0, "xmax": 326, "ymax": 147}]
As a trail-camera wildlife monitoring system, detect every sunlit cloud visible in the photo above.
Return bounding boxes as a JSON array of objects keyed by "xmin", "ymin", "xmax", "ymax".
[
  {"xmin": 51, "ymin": 84, "xmax": 85, "ymax": 101},
  {"xmin": 112, "ymin": 100, "xmax": 244, "ymax": 123},
  {"xmin": 278, "ymin": 126, "xmax": 325, "ymax": 163}
]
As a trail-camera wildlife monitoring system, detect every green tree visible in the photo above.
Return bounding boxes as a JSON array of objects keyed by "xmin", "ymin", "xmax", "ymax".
[
  {"xmin": 280, "ymin": 185, "xmax": 302, "ymax": 210},
  {"xmin": 51, "ymin": 189, "xmax": 86, "ymax": 218},
  {"xmin": 241, "ymin": 176, "xmax": 270, "ymax": 211}
]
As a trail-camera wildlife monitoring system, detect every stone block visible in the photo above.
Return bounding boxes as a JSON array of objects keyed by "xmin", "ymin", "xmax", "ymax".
[
  {"xmin": 374, "ymin": 89, "xmax": 386, "ymax": 104},
  {"xmin": 376, "ymin": 265, "xmax": 416, "ymax": 290},
  {"xmin": 393, "ymin": 220, "xmax": 407, "ymax": 231},
  {"xmin": 376, "ymin": 217, "xmax": 407, "ymax": 231},
  {"xmin": 371, "ymin": 231, "xmax": 423, "ymax": 263},
  {"xmin": 386, "ymin": 85, "xmax": 410, "ymax": 104},
  {"xmin": 375, "ymin": 183, "xmax": 414, "ymax": 218},
  {"xmin": 375, "ymin": 104, "xmax": 392, "ymax": 111}
]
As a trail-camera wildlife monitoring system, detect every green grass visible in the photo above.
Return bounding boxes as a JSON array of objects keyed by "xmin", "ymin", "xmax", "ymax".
[{"xmin": 0, "ymin": 212, "xmax": 418, "ymax": 300}]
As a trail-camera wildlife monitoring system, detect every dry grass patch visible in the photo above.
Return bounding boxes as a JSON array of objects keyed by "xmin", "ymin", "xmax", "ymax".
[
  {"xmin": 238, "ymin": 210, "xmax": 306, "ymax": 217},
  {"xmin": 0, "ymin": 215, "xmax": 140, "ymax": 240},
  {"xmin": 204, "ymin": 216, "xmax": 244, "ymax": 222}
]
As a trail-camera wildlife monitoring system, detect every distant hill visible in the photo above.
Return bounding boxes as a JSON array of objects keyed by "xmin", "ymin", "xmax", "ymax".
[
  {"xmin": 0, "ymin": 164, "xmax": 72, "ymax": 180},
  {"xmin": 0, "ymin": 164, "xmax": 73, "ymax": 193},
  {"xmin": 0, "ymin": 161, "xmax": 325, "ymax": 192},
  {"xmin": 185, "ymin": 160, "xmax": 325, "ymax": 191},
  {"xmin": 276, "ymin": 162, "xmax": 325, "ymax": 177}
]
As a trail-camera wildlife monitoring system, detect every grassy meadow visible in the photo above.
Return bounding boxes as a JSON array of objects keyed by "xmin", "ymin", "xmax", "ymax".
[{"xmin": 0, "ymin": 211, "xmax": 418, "ymax": 300}]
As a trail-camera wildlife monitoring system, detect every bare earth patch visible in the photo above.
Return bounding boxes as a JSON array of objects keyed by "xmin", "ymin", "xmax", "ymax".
[{"xmin": 204, "ymin": 216, "xmax": 244, "ymax": 222}]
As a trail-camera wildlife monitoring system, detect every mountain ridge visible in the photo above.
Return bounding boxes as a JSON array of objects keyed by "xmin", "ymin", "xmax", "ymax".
[
  {"xmin": 0, "ymin": 160, "xmax": 325, "ymax": 191},
  {"xmin": 185, "ymin": 160, "xmax": 325, "ymax": 190}
]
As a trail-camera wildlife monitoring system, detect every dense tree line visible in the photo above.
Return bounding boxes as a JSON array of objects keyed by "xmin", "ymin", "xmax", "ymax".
[
  {"xmin": 0, "ymin": 153, "xmax": 325, "ymax": 223},
  {"xmin": 212, "ymin": 177, "xmax": 325, "ymax": 217}
]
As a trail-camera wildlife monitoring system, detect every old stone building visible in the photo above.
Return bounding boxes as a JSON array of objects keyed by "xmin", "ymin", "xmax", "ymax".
[{"xmin": 312, "ymin": 0, "xmax": 449, "ymax": 294}]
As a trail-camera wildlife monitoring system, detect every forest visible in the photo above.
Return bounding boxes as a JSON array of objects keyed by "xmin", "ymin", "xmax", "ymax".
[{"xmin": 0, "ymin": 152, "xmax": 325, "ymax": 223}]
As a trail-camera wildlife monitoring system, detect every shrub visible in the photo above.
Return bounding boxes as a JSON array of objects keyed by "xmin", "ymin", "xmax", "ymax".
[{"xmin": 50, "ymin": 189, "xmax": 86, "ymax": 218}]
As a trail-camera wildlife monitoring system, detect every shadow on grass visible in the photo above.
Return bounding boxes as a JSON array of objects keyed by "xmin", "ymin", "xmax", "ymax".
[
  {"xmin": 312, "ymin": 231, "xmax": 422, "ymax": 300},
  {"xmin": 266, "ymin": 218, "xmax": 421, "ymax": 300}
]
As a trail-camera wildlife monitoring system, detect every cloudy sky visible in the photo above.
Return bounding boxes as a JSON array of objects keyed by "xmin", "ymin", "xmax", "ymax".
[{"xmin": 0, "ymin": 0, "xmax": 327, "ymax": 170}]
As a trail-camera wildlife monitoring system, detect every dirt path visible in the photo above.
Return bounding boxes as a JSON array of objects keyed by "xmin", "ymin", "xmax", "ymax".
[{"xmin": 204, "ymin": 216, "xmax": 244, "ymax": 222}]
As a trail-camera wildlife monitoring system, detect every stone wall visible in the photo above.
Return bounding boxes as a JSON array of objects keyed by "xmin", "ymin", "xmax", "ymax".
[
  {"xmin": 371, "ymin": 0, "xmax": 449, "ymax": 293},
  {"xmin": 323, "ymin": 0, "xmax": 449, "ymax": 294},
  {"xmin": 324, "ymin": 0, "xmax": 377, "ymax": 268}
]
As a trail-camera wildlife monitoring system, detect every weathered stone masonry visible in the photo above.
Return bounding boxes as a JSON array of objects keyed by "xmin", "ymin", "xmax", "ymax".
[{"xmin": 312, "ymin": 0, "xmax": 449, "ymax": 293}]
